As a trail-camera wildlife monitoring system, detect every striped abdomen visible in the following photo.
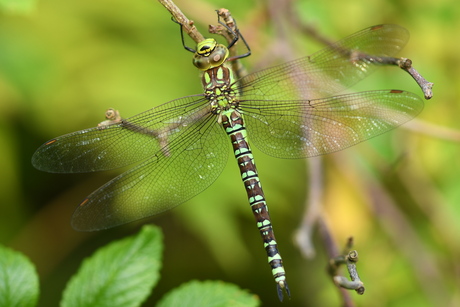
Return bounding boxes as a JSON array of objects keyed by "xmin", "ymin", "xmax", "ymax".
[{"xmin": 221, "ymin": 109, "xmax": 290, "ymax": 300}]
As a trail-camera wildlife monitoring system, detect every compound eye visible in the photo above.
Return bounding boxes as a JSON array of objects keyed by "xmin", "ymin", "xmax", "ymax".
[
  {"xmin": 193, "ymin": 54, "xmax": 211, "ymax": 70},
  {"xmin": 209, "ymin": 45, "xmax": 229, "ymax": 67}
]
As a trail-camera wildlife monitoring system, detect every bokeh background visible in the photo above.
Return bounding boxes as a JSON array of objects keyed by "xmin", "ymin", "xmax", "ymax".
[{"xmin": 1, "ymin": 0, "xmax": 459, "ymax": 306}]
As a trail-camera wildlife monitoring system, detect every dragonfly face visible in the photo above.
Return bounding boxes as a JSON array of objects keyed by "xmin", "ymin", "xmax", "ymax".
[{"xmin": 193, "ymin": 38, "xmax": 230, "ymax": 70}]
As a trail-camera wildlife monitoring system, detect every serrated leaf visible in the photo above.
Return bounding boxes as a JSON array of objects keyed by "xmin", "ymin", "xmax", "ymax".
[
  {"xmin": 61, "ymin": 225, "xmax": 163, "ymax": 307},
  {"xmin": 0, "ymin": 244, "xmax": 39, "ymax": 307},
  {"xmin": 0, "ymin": 0, "xmax": 36, "ymax": 13},
  {"xmin": 156, "ymin": 280, "xmax": 260, "ymax": 307}
]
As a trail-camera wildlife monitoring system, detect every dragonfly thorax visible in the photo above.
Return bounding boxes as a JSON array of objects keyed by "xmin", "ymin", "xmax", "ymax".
[
  {"xmin": 193, "ymin": 38, "xmax": 229, "ymax": 70},
  {"xmin": 202, "ymin": 65, "xmax": 239, "ymax": 116}
]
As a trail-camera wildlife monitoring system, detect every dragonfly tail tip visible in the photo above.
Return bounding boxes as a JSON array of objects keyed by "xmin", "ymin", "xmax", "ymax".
[{"xmin": 277, "ymin": 281, "xmax": 291, "ymax": 302}]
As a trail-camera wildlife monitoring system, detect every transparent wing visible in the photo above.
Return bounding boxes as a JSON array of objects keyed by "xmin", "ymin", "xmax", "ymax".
[
  {"xmin": 70, "ymin": 107, "xmax": 229, "ymax": 231},
  {"xmin": 241, "ymin": 90, "xmax": 423, "ymax": 158},
  {"xmin": 32, "ymin": 94, "xmax": 211, "ymax": 173},
  {"xmin": 32, "ymin": 95, "xmax": 230, "ymax": 231},
  {"xmin": 237, "ymin": 24, "xmax": 409, "ymax": 100}
]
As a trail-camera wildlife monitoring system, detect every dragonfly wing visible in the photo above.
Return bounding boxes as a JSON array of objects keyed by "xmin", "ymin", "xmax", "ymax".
[
  {"xmin": 241, "ymin": 90, "xmax": 423, "ymax": 158},
  {"xmin": 237, "ymin": 24, "xmax": 409, "ymax": 100},
  {"xmin": 71, "ymin": 111, "xmax": 228, "ymax": 231},
  {"xmin": 32, "ymin": 94, "xmax": 209, "ymax": 173}
]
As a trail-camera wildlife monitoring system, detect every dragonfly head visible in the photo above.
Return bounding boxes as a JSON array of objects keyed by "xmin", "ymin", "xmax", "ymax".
[{"xmin": 193, "ymin": 38, "xmax": 229, "ymax": 71}]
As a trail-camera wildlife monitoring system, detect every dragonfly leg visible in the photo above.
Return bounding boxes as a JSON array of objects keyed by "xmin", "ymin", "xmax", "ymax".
[
  {"xmin": 171, "ymin": 16, "xmax": 196, "ymax": 53},
  {"xmin": 215, "ymin": 10, "xmax": 251, "ymax": 61}
]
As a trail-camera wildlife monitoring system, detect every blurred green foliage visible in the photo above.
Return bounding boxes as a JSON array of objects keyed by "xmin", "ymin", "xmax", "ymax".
[{"xmin": 0, "ymin": 0, "xmax": 459, "ymax": 306}]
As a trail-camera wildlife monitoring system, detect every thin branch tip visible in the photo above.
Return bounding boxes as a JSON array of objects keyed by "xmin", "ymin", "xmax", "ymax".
[
  {"xmin": 397, "ymin": 58, "xmax": 434, "ymax": 100},
  {"xmin": 328, "ymin": 240, "xmax": 365, "ymax": 295}
]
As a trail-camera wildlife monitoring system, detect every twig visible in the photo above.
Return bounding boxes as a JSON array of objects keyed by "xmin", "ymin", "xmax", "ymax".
[
  {"xmin": 318, "ymin": 219, "xmax": 356, "ymax": 307},
  {"xmin": 158, "ymin": 0, "xmax": 204, "ymax": 44},
  {"xmin": 351, "ymin": 54, "xmax": 433, "ymax": 100},
  {"xmin": 208, "ymin": 9, "xmax": 236, "ymax": 47},
  {"xmin": 397, "ymin": 58, "xmax": 433, "ymax": 100},
  {"xmin": 328, "ymin": 237, "xmax": 366, "ymax": 295},
  {"xmin": 288, "ymin": 5, "xmax": 434, "ymax": 100}
]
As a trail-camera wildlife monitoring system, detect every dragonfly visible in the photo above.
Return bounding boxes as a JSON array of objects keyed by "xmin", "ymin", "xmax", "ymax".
[{"xmin": 32, "ymin": 15, "xmax": 424, "ymax": 301}]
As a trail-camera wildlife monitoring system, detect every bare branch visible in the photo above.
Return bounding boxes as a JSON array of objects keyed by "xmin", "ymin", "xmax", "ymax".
[
  {"xmin": 328, "ymin": 237, "xmax": 366, "ymax": 295},
  {"xmin": 318, "ymin": 220, "xmax": 356, "ymax": 307},
  {"xmin": 288, "ymin": 6, "xmax": 434, "ymax": 100},
  {"xmin": 158, "ymin": 0, "xmax": 204, "ymax": 44},
  {"xmin": 353, "ymin": 54, "xmax": 433, "ymax": 100},
  {"xmin": 397, "ymin": 58, "xmax": 433, "ymax": 100}
]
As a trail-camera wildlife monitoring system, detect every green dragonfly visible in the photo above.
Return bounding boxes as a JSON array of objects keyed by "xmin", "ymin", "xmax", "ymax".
[{"xmin": 32, "ymin": 16, "xmax": 424, "ymax": 300}]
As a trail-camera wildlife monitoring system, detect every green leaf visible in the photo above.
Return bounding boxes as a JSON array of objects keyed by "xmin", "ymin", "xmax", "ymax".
[
  {"xmin": 0, "ymin": 244, "xmax": 39, "ymax": 307},
  {"xmin": 156, "ymin": 280, "xmax": 260, "ymax": 307},
  {"xmin": 61, "ymin": 225, "xmax": 163, "ymax": 307},
  {"xmin": 0, "ymin": 0, "xmax": 37, "ymax": 13}
]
